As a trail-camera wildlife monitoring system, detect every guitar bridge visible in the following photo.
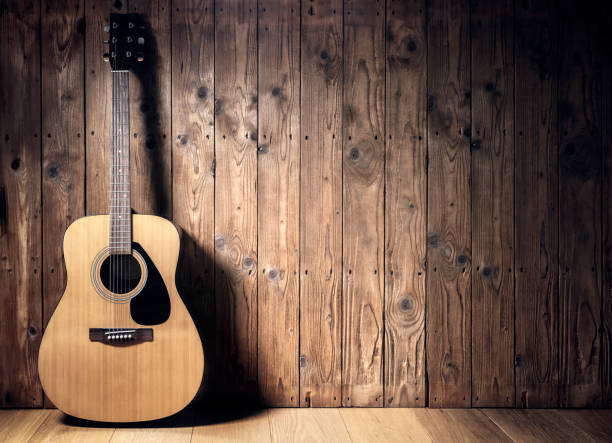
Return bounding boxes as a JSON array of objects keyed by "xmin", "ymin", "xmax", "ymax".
[{"xmin": 89, "ymin": 328, "xmax": 153, "ymax": 345}]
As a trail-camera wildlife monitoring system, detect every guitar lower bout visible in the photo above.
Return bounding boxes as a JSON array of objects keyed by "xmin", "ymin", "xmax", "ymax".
[{"xmin": 38, "ymin": 214, "xmax": 204, "ymax": 422}]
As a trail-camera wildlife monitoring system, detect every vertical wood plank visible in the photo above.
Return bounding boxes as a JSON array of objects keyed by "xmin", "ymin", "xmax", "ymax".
[
  {"xmin": 129, "ymin": 0, "xmax": 171, "ymax": 216},
  {"xmin": 384, "ymin": 0, "xmax": 427, "ymax": 408},
  {"xmin": 41, "ymin": 0, "xmax": 85, "ymax": 408},
  {"xmin": 0, "ymin": 0, "xmax": 43, "ymax": 407},
  {"xmin": 257, "ymin": 0, "xmax": 300, "ymax": 406},
  {"xmin": 603, "ymin": 7, "xmax": 612, "ymax": 407},
  {"xmin": 514, "ymin": 0, "xmax": 559, "ymax": 408},
  {"xmin": 85, "ymin": 0, "xmax": 124, "ymax": 215},
  {"xmin": 299, "ymin": 0, "xmax": 343, "ymax": 407},
  {"xmin": 214, "ymin": 0, "xmax": 258, "ymax": 399},
  {"xmin": 426, "ymin": 0, "xmax": 472, "ymax": 408},
  {"xmin": 470, "ymin": 0, "xmax": 514, "ymax": 407},
  {"xmin": 171, "ymin": 0, "xmax": 215, "ymax": 400},
  {"xmin": 341, "ymin": 0, "xmax": 384, "ymax": 407},
  {"xmin": 558, "ymin": 0, "xmax": 602, "ymax": 408},
  {"xmin": 41, "ymin": 0, "xmax": 85, "ymax": 332}
]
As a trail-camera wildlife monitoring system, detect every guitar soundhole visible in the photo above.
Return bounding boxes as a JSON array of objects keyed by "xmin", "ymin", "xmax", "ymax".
[{"xmin": 99, "ymin": 254, "xmax": 142, "ymax": 294}]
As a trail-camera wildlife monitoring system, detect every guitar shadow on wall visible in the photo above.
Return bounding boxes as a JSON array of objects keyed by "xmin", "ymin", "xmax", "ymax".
[{"xmin": 63, "ymin": 13, "xmax": 261, "ymax": 428}]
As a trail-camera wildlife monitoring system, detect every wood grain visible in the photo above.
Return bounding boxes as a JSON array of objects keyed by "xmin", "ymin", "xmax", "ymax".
[
  {"xmin": 384, "ymin": 0, "xmax": 427, "ymax": 408},
  {"xmin": 268, "ymin": 409, "xmax": 351, "ymax": 442},
  {"xmin": 28, "ymin": 410, "xmax": 115, "ymax": 443},
  {"xmin": 514, "ymin": 0, "xmax": 560, "ymax": 408},
  {"xmin": 38, "ymin": 215, "xmax": 204, "ymax": 422},
  {"xmin": 0, "ymin": 0, "xmax": 43, "ymax": 408},
  {"xmin": 470, "ymin": 0, "xmax": 515, "ymax": 408},
  {"xmin": 41, "ymin": 0, "xmax": 85, "ymax": 330},
  {"xmin": 339, "ymin": 408, "xmax": 432, "ymax": 442},
  {"xmin": 602, "ymin": 5, "xmax": 612, "ymax": 408},
  {"xmin": 171, "ymin": 0, "xmax": 215, "ymax": 402},
  {"xmin": 484, "ymin": 409, "xmax": 597, "ymax": 442},
  {"xmin": 417, "ymin": 409, "xmax": 512, "ymax": 442},
  {"xmin": 257, "ymin": 0, "xmax": 300, "ymax": 407},
  {"xmin": 0, "ymin": 409, "xmax": 51, "ymax": 443},
  {"xmin": 426, "ymin": 0, "xmax": 472, "ymax": 408},
  {"xmin": 214, "ymin": 0, "xmax": 258, "ymax": 399},
  {"xmin": 299, "ymin": 0, "xmax": 343, "ymax": 407},
  {"xmin": 341, "ymin": 0, "xmax": 384, "ymax": 408},
  {"xmin": 558, "ymin": 0, "xmax": 602, "ymax": 407},
  {"xmin": 129, "ymin": 0, "xmax": 172, "ymax": 217}
]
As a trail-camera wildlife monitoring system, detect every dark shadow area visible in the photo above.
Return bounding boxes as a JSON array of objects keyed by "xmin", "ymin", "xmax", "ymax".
[{"xmin": 59, "ymin": 13, "xmax": 260, "ymax": 428}]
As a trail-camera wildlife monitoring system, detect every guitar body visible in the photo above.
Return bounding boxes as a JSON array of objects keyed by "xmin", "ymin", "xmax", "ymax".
[{"xmin": 38, "ymin": 215, "xmax": 204, "ymax": 422}]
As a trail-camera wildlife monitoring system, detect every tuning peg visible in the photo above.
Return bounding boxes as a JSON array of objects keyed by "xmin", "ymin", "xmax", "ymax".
[
  {"xmin": 138, "ymin": 37, "xmax": 145, "ymax": 45},
  {"xmin": 103, "ymin": 53, "xmax": 110, "ymax": 62},
  {"xmin": 104, "ymin": 25, "xmax": 110, "ymax": 32},
  {"xmin": 136, "ymin": 53, "xmax": 144, "ymax": 62},
  {"xmin": 103, "ymin": 40, "xmax": 110, "ymax": 44}
]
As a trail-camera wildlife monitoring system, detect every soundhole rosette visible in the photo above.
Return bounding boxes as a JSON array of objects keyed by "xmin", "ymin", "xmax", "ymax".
[{"xmin": 91, "ymin": 247, "xmax": 148, "ymax": 303}]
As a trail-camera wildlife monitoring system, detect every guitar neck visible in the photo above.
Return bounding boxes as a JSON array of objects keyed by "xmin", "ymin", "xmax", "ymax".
[{"xmin": 110, "ymin": 70, "xmax": 131, "ymax": 255}]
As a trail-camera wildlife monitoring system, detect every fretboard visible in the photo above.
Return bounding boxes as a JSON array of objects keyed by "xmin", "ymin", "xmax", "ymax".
[{"xmin": 109, "ymin": 71, "xmax": 131, "ymax": 255}]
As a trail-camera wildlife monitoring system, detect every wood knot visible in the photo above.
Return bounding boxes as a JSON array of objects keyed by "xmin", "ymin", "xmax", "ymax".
[
  {"xmin": 299, "ymin": 355, "xmax": 307, "ymax": 367},
  {"xmin": 399, "ymin": 297, "xmax": 413, "ymax": 312},
  {"xmin": 471, "ymin": 140, "xmax": 482, "ymax": 151},
  {"xmin": 427, "ymin": 95, "xmax": 436, "ymax": 112},
  {"xmin": 456, "ymin": 254, "xmax": 467, "ymax": 265},
  {"xmin": 427, "ymin": 232, "xmax": 440, "ymax": 247},
  {"xmin": 214, "ymin": 234, "xmax": 227, "ymax": 251},
  {"xmin": 242, "ymin": 256, "xmax": 255, "ymax": 269},
  {"xmin": 28, "ymin": 325, "xmax": 38, "ymax": 337},
  {"xmin": 406, "ymin": 40, "xmax": 417, "ymax": 52},
  {"xmin": 348, "ymin": 147, "xmax": 361, "ymax": 161},
  {"xmin": 320, "ymin": 50, "xmax": 329, "ymax": 60},
  {"xmin": 485, "ymin": 82, "xmax": 495, "ymax": 92},
  {"xmin": 271, "ymin": 87, "xmax": 281, "ymax": 97},
  {"xmin": 267, "ymin": 268, "xmax": 281, "ymax": 281},
  {"xmin": 481, "ymin": 266, "xmax": 494, "ymax": 278},
  {"xmin": 10, "ymin": 158, "xmax": 20, "ymax": 170},
  {"xmin": 47, "ymin": 163, "xmax": 59, "ymax": 178},
  {"xmin": 197, "ymin": 87, "xmax": 207, "ymax": 99}
]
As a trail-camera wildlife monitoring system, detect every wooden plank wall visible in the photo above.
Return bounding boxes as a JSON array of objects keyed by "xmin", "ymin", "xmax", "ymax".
[{"xmin": 1, "ymin": 0, "xmax": 611, "ymax": 408}]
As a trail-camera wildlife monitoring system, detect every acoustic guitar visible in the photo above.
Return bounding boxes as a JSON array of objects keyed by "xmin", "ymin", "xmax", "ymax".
[{"xmin": 38, "ymin": 14, "xmax": 204, "ymax": 422}]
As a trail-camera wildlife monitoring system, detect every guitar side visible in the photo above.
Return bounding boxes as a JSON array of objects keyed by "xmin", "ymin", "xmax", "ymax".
[{"xmin": 38, "ymin": 215, "xmax": 204, "ymax": 422}]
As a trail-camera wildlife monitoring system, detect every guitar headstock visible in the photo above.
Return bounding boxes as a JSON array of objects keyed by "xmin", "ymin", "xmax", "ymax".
[{"xmin": 103, "ymin": 14, "xmax": 145, "ymax": 71}]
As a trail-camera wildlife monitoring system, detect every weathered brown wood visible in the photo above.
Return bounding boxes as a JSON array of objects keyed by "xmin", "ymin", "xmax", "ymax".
[
  {"xmin": 384, "ymin": 0, "xmax": 427, "ymax": 408},
  {"xmin": 299, "ymin": 0, "xmax": 343, "ymax": 407},
  {"xmin": 514, "ymin": 0, "xmax": 559, "ymax": 408},
  {"xmin": 558, "ymin": 0, "xmax": 602, "ymax": 408},
  {"xmin": 0, "ymin": 0, "xmax": 43, "ymax": 407},
  {"xmin": 41, "ymin": 0, "xmax": 85, "ymax": 409},
  {"xmin": 128, "ymin": 0, "xmax": 171, "ymax": 217},
  {"xmin": 257, "ymin": 0, "xmax": 300, "ymax": 407},
  {"xmin": 604, "ymin": 14, "xmax": 612, "ymax": 407},
  {"xmin": 85, "ymin": 0, "xmax": 123, "ymax": 215},
  {"xmin": 171, "ymin": 0, "xmax": 215, "ymax": 402},
  {"xmin": 470, "ymin": 0, "xmax": 514, "ymax": 408},
  {"xmin": 214, "ymin": 0, "xmax": 258, "ymax": 399},
  {"xmin": 42, "ymin": 0, "xmax": 85, "ymax": 326},
  {"xmin": 341, "ymin": 0, "xmax": 384, "ymax": 408},
  {"xmin": 426, "ymin": 0, "xmax": 472, "ymax": 408}
]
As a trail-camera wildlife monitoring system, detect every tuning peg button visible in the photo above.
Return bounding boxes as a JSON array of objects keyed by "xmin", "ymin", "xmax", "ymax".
[
  {"xmin": 138, "ymin": 37, "xmax": 145, "ymax": 45},
  {"xmin": 136, "ymin": 53, "xmax": 144, "ymax": 62},
  {"xmin": 103, "ymin": 53, "xmax": 110, "ymax": 62}
]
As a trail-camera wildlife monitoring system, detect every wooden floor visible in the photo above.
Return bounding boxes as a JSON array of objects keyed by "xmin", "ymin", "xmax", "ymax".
[{"xmin": 1, "ymin": 408, "xmax": 611, "ymax": 442}]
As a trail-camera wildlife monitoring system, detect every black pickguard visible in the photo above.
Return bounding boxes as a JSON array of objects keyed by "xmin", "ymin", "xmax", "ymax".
[{"xmin": 130, "ymin": 242, "xmax": 171, "ymax": 325}]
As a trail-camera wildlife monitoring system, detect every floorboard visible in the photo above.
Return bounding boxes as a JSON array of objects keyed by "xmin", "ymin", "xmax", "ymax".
[
  {"xmin": 0, "ymin": 408, "xmax": 611, "ymax": 442},
  {"xmin": 484, "ymin": 409, "xmax": 597, "ymax": 442}
]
